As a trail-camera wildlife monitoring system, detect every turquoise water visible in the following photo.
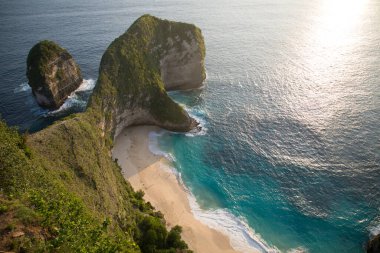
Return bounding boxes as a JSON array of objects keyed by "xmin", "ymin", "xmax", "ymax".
[
  {"xmin": 153, "ymin": 1, "xmax": 380, "ymax": 249},
  {"xmin": 1, "ymin": 0, "xmax": 379, "ymax": 252},
  {"xmin": 156, "ymin": 86, "xmax": 380, "ymax": 252}
]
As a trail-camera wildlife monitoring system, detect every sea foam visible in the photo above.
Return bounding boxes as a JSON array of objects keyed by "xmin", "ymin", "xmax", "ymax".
[
  {"xmin": 15, "ymin": 79, "xmax": 96, "ymax": 116},
  {"xmin": 369, "ymin": 223, "xmax": 380, "ymax": 236},
  {"xmin": 48, "ymin": 78, "xmax": 95, "ymax": 115},
  {"xmin": 286, "ymin": 247, "xmax": 309, "ymax": 253},
  {"xmin": 14, "ymin": 82, "xmax": 31, "ymax": 93},
  {"xmin": 185, "ymin": 108, "xmax": 208, "ymax": 137},
  {"xmin": 148, "ymin": 130, "xmax": 279, "ymax": 253},
  {"xmin": 148, "ymin": 131, "xmax": 176, "ymax": 162},
  {"xmin": 74, "ymin": 78, "xmax": 96, "ymax": 93},
  {"xmin": 187, "ymin": 192, "xmax": 279, "ymax": 253},
  {"xmin": 178, "ymin": 103, "xmax": 208, "ymax": 137}
]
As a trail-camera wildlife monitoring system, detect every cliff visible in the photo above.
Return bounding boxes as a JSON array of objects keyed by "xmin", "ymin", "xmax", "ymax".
[
  {"xmin": 367, "ymin": 234, "xmax": 380, "ymax": 253},
  {"xmin": 0, "ymin": 15, "xmax": 205, "ymax": 252},
  {"xmin": 27, "ymin": 40, "xmax": 83, "ymax": 109},
  {"xmin": 88, "ymin": 14, "xmax": 205, "ymax": 138}
]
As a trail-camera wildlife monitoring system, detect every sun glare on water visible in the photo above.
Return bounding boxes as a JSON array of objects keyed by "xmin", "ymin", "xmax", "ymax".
[
  {"xmin": 291, "ymin": 0, "xmax": 370, "ymax": 129},
  {"xmin": 312, "ymin": 0, "xmax": 369, "ymax": 51}
]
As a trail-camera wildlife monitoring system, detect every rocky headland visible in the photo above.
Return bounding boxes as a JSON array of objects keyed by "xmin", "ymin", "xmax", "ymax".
[
  {"xmin": 88, "ymin": 14, "xmax": 205, "ymax": 138},
  {"xmin": 0, "ymin": 15, "xmax": 206, "ymax": 252},
  {"xmin": 27, "ymin": 40, "xmax": 83, "ymax": 109}
]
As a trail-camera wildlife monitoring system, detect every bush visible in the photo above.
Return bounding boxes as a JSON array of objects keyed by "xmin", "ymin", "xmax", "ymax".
[
  {"xmin": 138, "ymin": 216, "xmax": 167, "ymax": 252},
  {"xmin": 166, "ymin": 226, "xmax": 188, "ymax": 249},
  {"xmin": 136, "ymin": 216, "xmax": 190, "ymax": 253}
]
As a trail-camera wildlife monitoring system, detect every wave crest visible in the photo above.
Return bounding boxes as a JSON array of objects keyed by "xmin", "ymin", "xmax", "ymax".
[{"xmin": 14, "ymin": 82, "xmax": 31, "ymax": 93}]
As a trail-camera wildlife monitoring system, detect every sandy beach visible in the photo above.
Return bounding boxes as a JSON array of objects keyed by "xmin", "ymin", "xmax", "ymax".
[{"xmin": 112, "ymin": 126, "xmax": 246, "ymax": 253}]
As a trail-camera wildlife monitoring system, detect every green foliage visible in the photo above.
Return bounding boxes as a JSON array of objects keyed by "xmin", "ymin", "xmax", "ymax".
[
  {"xmin": 136, "ymin": 217, "xmax": 190, "ymax": 253},
  {"xmin": 0, "ymin": 119, "xmax": 140, "ymax": 252},
  {"xmin": 0, "ymin": 116, "xmax": 190, "ymax": 252},
  {"xmin": 28, "ymin": 189, "xmax": 138, "ymax": 252},
  {"xmin": 166, "ymin": 226, "xmax": 188, "ymax": 250},
  {"xmin": 14, "ymin": 204, "xmax": 40, "ymax": 225},
  {"xmin": 137, "ymin": 216, "xmax": 167, "ymax": 252},
  {"xmin": 0, "ymin": 204, "xmax": 8, "ymax": 214},
  {"xmin": 0, "ymin": 120, "xmax": 33, "ymax": 194},
  {"xmin": 135, "ymin": 190, "xmax": 145, "ymax": 200}
]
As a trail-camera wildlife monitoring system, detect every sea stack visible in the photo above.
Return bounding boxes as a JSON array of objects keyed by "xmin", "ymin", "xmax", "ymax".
[
  {"xmin": 88, "ymin": 14, "xmax": 206, "ymax": 138},
  {"xmin": 26, "ymin": 40, "xmax": 83, "ymax": 109}
]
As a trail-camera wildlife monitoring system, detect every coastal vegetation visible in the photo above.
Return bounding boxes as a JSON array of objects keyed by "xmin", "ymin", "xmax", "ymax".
[
  {"xmin": 0, "ymin": 118, "xmax": 190, "ymax": 252},
  {"xmin": 0, "ymin": 14, "xmax": 205, "ymax": 252}
]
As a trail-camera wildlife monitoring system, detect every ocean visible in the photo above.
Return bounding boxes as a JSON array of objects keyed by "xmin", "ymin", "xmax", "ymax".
[{"xmin": 0, "ymin": 0, "xmax": 379, "ymax": 252}]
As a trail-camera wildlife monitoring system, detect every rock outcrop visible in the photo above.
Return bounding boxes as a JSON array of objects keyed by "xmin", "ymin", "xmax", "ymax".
[
  {"xmin": 159, "ymin": 27, "xmax": 206, "ymax": 90},
  {"xmin": 27, "ymin": 40, "xmax": 83, "ymax": 109},
  {"xmin": 88, "ymin": 14, "xmax": 206, "ymax": 138},
  {"xmin": 367, "ymin": 234, "xmax": 380, "ymax": 253}
]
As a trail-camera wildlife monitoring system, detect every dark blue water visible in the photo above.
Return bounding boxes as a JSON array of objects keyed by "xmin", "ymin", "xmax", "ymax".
[{"xmin": 1, "ymin": 0, "xmax": 379, "ymax": 252}]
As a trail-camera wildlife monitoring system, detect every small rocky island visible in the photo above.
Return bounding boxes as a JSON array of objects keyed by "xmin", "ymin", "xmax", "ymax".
[{"xmin": 27, "ymin": 40, "xmax": 82, "ymax": 109}]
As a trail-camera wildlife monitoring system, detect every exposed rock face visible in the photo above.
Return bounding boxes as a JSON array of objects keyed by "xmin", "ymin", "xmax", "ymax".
[
  {"xmin": 27, "ymin": 40, "xmax": 83, "ymax": 109},
  {"xmin": 88, "ymin": 15, "xmax": 206, "ymax": 139},
  {"xmin": 160, "ymin": 31, "xmax": 206, "ymax": 90},
  {"xmin": 367, "ymin": 234, "xmax": 380, "ymax": 253}
]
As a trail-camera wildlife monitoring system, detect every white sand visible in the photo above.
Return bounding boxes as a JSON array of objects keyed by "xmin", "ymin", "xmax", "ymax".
[{"xmin": 112, "ymin": 126, "xmax": 245, "ymax": 253}]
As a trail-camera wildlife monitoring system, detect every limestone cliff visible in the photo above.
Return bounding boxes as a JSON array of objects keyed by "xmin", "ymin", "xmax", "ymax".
[
  {"xmin": 88, "ymin": 14, "xmax": 206, "ymax": 138},
  {"xmin": 159, "ymin": 24, "xmax": 206, "ymax": 90},
  {"xmin": 27, "ymin": 40, "xmax": 83, "ymax": 109}
]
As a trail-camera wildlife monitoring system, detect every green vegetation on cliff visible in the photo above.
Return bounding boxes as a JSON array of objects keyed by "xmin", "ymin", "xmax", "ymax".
[
  {"xmin": 1, "ymin": 14, "xmax": 205, "ymax": 252},
  {"xmin": 0, "ymin": 117, "xmax": 190, "ymax": 252}
]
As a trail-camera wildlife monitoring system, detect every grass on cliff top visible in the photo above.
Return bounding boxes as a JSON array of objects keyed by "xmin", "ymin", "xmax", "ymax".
[
  {"xmin": 88, "ymin": 14, "xmax": 204, "ymax": 137},
  {"xmin": 0, "ymin": 117, "xmax": 191, "ymax": 253},
  {"xmin": 27, "ymin": 40, "xmax": 65, "ymax": 69},
  {"xmin": 129, "ymin": 14, "xmax": 205, "ymax": 58},
  {"xmin": 0, "ymin": 118, "xmax": 139, "ymax": 252}
]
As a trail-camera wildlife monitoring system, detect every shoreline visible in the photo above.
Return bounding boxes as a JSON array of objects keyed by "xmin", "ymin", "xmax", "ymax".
[{"xmin": 112, "ymin": 126, "xmax": 256, "ymax": 253}]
